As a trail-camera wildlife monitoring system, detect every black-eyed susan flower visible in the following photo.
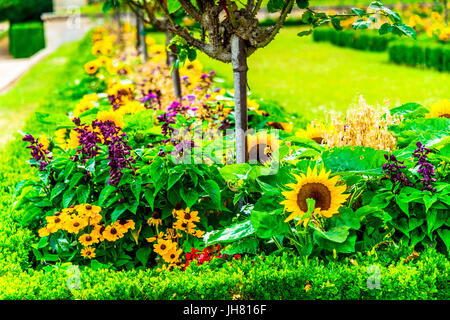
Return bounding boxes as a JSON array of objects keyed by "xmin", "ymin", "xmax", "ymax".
[
  {"xmin": 81, "ymin": 247, "xmax": 96, "ymax": 259},
  {"xmin": 38, "ymin": 227, "xmax": 50, "ymax": 237},
  {"xmin": 65, "ymin": 217, "xmax": 88, "ymax": 234},
  {"xmin": 147, "ymin": 209, "xmax": 162, "ymax": 227},
  {"xmin": 79, "ymin": 233, "xmax": 100, "ymax": 247},
  {"xmin": 153, "ymin": 239, "xmax": 175, "ymax": 256},
  {"xmin": 162, "ymin": 247, "xmax": 183, "ymax": 264},
  {"xmin": 84, "ymin": 60, "xmax": 99, "ymax": 75},
  {"xmin": 175, "ymin": 208, "xmax": 200, "ymax": 223},
  {"xmin": 102, "ymin": 225, "xmax": 123, "ymax": 242},
  {"xmin": 281, "ymin": 166, "xmax": 349, "ymax": 223},
  {"xmin": 146, "ymin": 232, "xmax": 165, "ymax": 243}
]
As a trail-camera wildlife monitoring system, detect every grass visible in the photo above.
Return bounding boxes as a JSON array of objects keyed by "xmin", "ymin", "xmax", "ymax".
[
  {"xmin": 0, "ymin": 41, "xmax": 84, "ymax": 146},
  {"xmin": 169, "ymin": 27, "xmax": 448, "ymax": 121}
]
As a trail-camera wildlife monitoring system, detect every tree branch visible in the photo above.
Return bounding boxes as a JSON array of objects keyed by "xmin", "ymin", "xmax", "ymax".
[
  {"xmin": 178, "ymin": 0, "xmax": 203, "ymax": 23},
  {"xmin": 255, "ymin": 0, "xmax": 294, "ymax": 48}
]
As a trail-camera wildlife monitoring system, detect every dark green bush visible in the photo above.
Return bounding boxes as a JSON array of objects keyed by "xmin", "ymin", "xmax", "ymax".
[
  {"xmin": 9, "ymin": 22, "xmax": 46, "ymax": 58},
  {"xmin": 0, "ymin": 0, "xmax": 53, "ymax": 23},
  {"xmin": 312, "ymin": 27, "xmax": 393, "ymax": 52},
  {"xmin": 389, "ymin": 40, "xmax": 450, "ymax": 72}
]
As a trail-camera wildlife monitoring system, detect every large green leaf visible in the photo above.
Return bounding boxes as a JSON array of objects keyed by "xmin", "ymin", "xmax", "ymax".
[
  {"xmin": 250, "ymin": 210, "xmax": 289, "ymax": 239},
  {"xmin": 205, "ymin": 220, "xmax": 255, "ymax": 245},
  {"xmin": 389, "ymin": 102, "xmax": 427, "ymax": 120},
  {"xmin": 322, "ymin": 146, "xmax": 385, "ymax": 174}
]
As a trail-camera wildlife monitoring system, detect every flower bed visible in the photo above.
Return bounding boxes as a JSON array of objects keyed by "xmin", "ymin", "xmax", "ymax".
[{"xmin": 0, "ymin": 22, "xmax": 449, "ymax": 300}]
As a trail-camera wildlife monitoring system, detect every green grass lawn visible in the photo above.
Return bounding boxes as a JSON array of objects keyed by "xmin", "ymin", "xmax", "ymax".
[
  {"xmin": 0, "ymin": 41, "xmax": 83, "ymax": 146},
  {"xmin": 177, "ymin": 27, "xmax": 448, "ymax": 121}
]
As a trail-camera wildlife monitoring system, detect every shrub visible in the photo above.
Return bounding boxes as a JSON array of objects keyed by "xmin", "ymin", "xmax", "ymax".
[
  {"xmin": 9, "ymin": 22, "xmax": 46, "ymax": 58},
  {"xmin": 388, "ymin": 40, "xmax": 450, "ymax": 72},
  {"xmin": 313, "ymin": 27, "xmax": 393, "ymax": 52},
  {"xmin": 0, "ymin": 0, "xmax": 53, "ymax": 23}
]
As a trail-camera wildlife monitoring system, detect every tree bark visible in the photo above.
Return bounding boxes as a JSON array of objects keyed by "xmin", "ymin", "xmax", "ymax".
[
  {"xmin": 231, "ymin": 35, "xmax": 248, "ymax": 164},
  {"xmin": 444, "ymin": 0, "xmax": 448, "ymax": 26},
  {"xmin": 166, "ymin": 30, "xmax": 182, "ymax": 100},
  {"xmin": 137, "ymin": 9, "xmax": 147, "ymax": 62},
  {"xmin": 135, "ymin": 12, "xmax": 141, "ymax": 50},
  {"xmin": 114, "ymin": 8, "xmax": 123, "ymax": 46}
]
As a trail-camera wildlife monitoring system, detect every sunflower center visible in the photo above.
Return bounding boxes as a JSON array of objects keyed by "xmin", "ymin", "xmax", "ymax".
[
  {"xmin": 161, "ymin": 244, "xmax": 166, "ymax": 250},
  {"xmin": 111, "ymin": 227, "xmax": 117, "ymax": 235},
  {"xmin": 312, "ymin": 137, "xmax": 324, "ymax": 144},
  {"xmin": 55, "ymin": 218, "xmax": 61, "ymax": 224},
  {"xmin": 85, "ymin": 204, "xmax": 92, "ymax": 210},
  {"xmin": 86, "ymin": 236, "xmax": 92, "ymax": 241},
  {"xmin": 73, "ymin": 222, "xmax": 80, "ymax": 227},
  {"xmin": 184, "ymin": 213, "xmax": 191, "ymax": 220},
  {"xmin": 297, "ymin": 183, "xmax": 331, "ymax": 212},
  {"xmin": 440, "ymin": 114, "xmax": 450, "ymax": 119}
]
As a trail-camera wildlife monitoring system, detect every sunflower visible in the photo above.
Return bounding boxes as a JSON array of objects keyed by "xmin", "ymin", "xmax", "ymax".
[
  {"xmin": 96, "ymin": 110, "xmax": 124, "ymax": 128},
  {"xmin": 84, "ymin": 60, "xmax": 99, "ymax": 75},
  {"xmin": 38, "ymin": 227, "xmax": 50, "ymax": 237},
  {"xmin": 81, "ymin": 247, "xmax": 96, "ymax": 259},
  {"xmin": 247, "ymin": 132, "xmax": 278, "ymax": 164},
  {"xmin": 267, "ymin": 121, "xmax": 293, "ymax": 133},
  {"xmin": 295, "ymin": 123, "xmax": 325, "ymax": 144},
  {"xmin": 174, "ymin": 220, "xmax": 196, "ymax": 232},
  {"xmin": 281, "ymin": 166, "xmax": 348, "ymax": 223},
  {"xmin": 426, "ymin": 99, "xmax": 450, "ymax": 119}
]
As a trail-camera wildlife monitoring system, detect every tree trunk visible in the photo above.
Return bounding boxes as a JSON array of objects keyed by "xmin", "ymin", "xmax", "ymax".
[
  {"xmin": 137, "ymin": 10, "xmax": 147, "ymax": 62},
  {"xmin": 444, "ymin": 0, "xmax": 448, "ymax": 25},
  {"xmin": 135, "ymin": 12, "xmax": 141, "ymax": 50},
  {"xmin": 231, "ymin": 35, "xmax": 248, "ymax": 164},
  {"xmin": 166, "ymin": 30, "xmax": 182, "ymax": 100},
  {"xmin": 114, "ymin": 8, "xmax": 123, "ymax": 46}
]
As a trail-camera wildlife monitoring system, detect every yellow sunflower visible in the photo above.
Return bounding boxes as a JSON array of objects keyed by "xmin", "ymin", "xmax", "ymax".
[
  {"xmin": 162, "ymin": 247, "xmax": 183, "ymax": 264},
  {"xmin": 153, "ymin": 239, "xmax": 175, "ymax": 256},
  {"xmin": 247, "ymin": 132, "xmax": 278, "ymax": 164},
  {"xmin": 175, "ymin": 208, "xmax": 200, "ymax": 223},
  {"xmin": 295, "ymin": 123, "xmax": 326, "ymax": 144},
  {"xmin": 426, "ymin": 99, "xmax": 450, "ymax": 119},
  {"xmin": 79, "ymin": 233, "xmax": 99, "ymax": 247},
  {"xmin": 96, "ymin": 110, "xmax": 124, "ymax": 128},
  {"xmin": 281, "ymin": 166, "xmax": 348, "ymax": 223}
]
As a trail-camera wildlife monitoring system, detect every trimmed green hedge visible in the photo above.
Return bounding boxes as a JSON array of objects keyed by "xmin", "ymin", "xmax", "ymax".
[
  {"xmin": 9, "ymin": 22, "xmax": 46, "ymax": 58},
  {"xmin": 313, "ymin": 27, "xmax": 394, "ymax": 52},
  {"xmin": 0, "ymin": 249, "xmax": 448, "ymax": 300},
  {"xmin": 388, "ymin": 40, "xmax": 450, "ymax": 72}
]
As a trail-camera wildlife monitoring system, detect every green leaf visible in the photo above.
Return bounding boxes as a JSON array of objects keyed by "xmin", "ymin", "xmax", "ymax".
[
  {"xmin": 352, "ymin": 19, "xmax": 372, "ymax": 30},
  {"xmin": 131, "ymin": 175, "xmax": 142, "ymax": 201},
  {"xmin": 351, "ymin": 8, "xmax": 365, "ymax": 17},
  {"xmin": 312, "ymin": 225, "xmax": 350, "ymax": 243},
  {"xmin": 250, "ymin": 210, "xmax": 289, "ymax": 239},
  {"xmin": 297, "ymin": 29, "xmax": 313, "ymax": 37},
  {"xmin": 136, "ymin": 246, "xmax": 152, "ymax": 267},
  {"xmin": 98, "ymin": 184, "xmax": 116, "ymax": 207},
  {"xmin": 76, "ymin": 185, "xmax": 90, "ymax": 204},
  {"xmin": 180, "ymin": 187, "xmax": 199, "ymax": 208},
  {"xmin": 167, "ymin": 0, "xmax": 182, "ymax": 13},
  {"xmin": 267, "ymin": 0, "xmax": 285, "ymax": 12},
  {"xmin": 219, "ymin": 163, "xmax": 251, "ymax": 181},
  {"xmin": 437, "ymin": 229, "xmax": 450, "ymax": 251},
  {"xmin": 221, "ymin": 238, "xmax": 259, "ymax": 255},
  {"xmin": 423, "ymin": 194, "xmax": 438, "ymax": 212},
  {"xmin": 205, "ymin": 220, "xmax": 255, "ymax": 245},
  {"xmin": 144, "ymin": 187, "xmax": 155, "ymax": 211},
  {"xmin": 393, "ymin": 23, "xmax": 417, "ymax": 39},
  {"xmin": 50, "ymin": 183, "xmax": 65, "ymax": 201},
  {"xmin": 200, "ymin": 180, "xmax": 221, "ymax": 208},
  {"xmin": 69, "ymin": 172, "xmax": 84, "ymax": 190},
  {"xmin": 168, "ymin": 172, "xmax": 182, "ymax": 190},
  {"xmin": 296, "ymin": 0, "xmax": 309, "ymax": 9},
  {"xmin": 111, "ymin": 204, "xmax": 127, "ymax": 222},
  {"xmin": 331, "ymin": 17, "xmax": 343, "ymax": 31},
  {"xmin": 379, "ymin": 22, "xmax": 393, "ymax": 35},
  {"xmin": 322, "ymin": 146, "xmax": 385, "ymax": 174},
  {"xmin": 62, "ymin": 189, "xmax": 76, "ymax": 208}
]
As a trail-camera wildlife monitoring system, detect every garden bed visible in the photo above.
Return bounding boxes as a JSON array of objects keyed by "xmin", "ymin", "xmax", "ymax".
[{"xmin": 0, "ymin": 23, "xmax": 449, "ymax": 300}]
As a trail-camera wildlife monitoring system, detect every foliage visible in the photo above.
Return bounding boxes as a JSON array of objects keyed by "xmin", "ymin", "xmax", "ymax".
[
  {"xmin": 0, "ymin": 0, "xmax": 53, "ymax": 23},
  {"xmin": 8, "ymin": 21, "xmax": 46, "ymax": 58}
]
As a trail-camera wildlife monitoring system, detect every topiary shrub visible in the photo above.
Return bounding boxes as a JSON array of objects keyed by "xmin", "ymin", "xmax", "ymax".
[{"xmin": 9, "ymin": 22, "xmax": 46, "ymax": 58}]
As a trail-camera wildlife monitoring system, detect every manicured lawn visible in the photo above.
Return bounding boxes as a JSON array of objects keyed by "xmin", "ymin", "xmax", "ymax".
[
  {"xmin": 0, "ymin": 41, "xmax": 82, "ymax": 146},
  {"xmin": 151, "ymin": 26, "xmax": 448, "ymax": 121}
]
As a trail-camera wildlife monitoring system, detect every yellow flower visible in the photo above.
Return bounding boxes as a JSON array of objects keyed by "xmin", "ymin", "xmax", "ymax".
[
  {"xmin": 147, "ymin": 209, "xmax": 162, "ymax": 227},
  {"xmin": 79, "ymin": 233, "xmax": 100, "ymax": 247},
  {"xmin": 175, "ymin": 208, "xmax": 200, "ymax": 223},
  {"xmin": 65, "ymin": 216, "xmax": 88, "ymax": 234},
  {"xmin": 174, "ymin": 220, "xmax": 196, "ymax": 232},
  {"xmin": 39, "ymin": 134, "xmax": 50, "ymax": 150},
  {"xmin": 162, "ymin": 247, "xmax": 183, "ymax": 264},
  {"xmin": 81, "ymin": 247, "xmax": 96, "ymax": 259},
  {"xmin": 153, "ymin": 239, "xmax": 175, "ymax": 256},
  {"xmin": 281, "ymin": 166, "xmax": 349, "ymax": 223},
  {"xmin": 295, "ymin": 123, "xmax": 326, "ymax": 144},
  {"xmin": 38, "ymin": 227, "xmax": 50, "ymax": 237},
  {"xmin": 247, "ymin": 131, "xmax": 278, "ymax": 164},
  {"xmin": 96, "ymin": 110, "xmax": 124, "ymax": 128},
  {"xmin": 103, "ymin": 224, "xmax": 124, "ymax": 242},
  {"xmin": 84, "ymin": 60, "xmax": 99, "ymax": 75},
  {"xmin": 426, "ymin": 99, "xmax": 450, "ymax": 119}
]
